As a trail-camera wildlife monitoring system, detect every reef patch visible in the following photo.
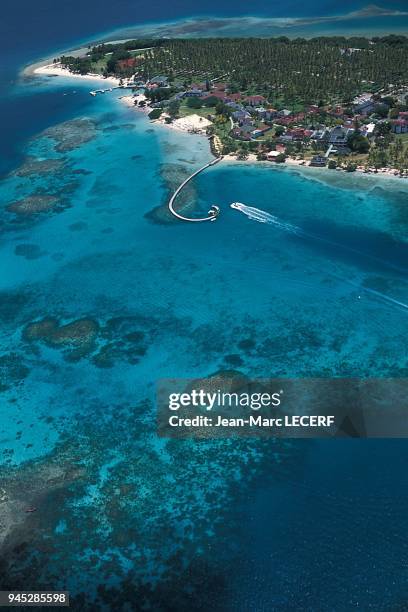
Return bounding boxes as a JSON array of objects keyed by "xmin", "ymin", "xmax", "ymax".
[
  {"xmin": 23, "ymin": 317, "xmax": 99, "ymax": 359},
  {"xmin": 145, "ymin": 163, "xmax": 198, "ymax": 225},
  {"xmin": 14, "ymin": 244, "xmax": 45, "ymax": 260},
  {"xmin": 0, "ymin": 353, "xmax": 29, "ymax": 392},
  {"xmin": 7, "ymin": 195, "xmax": 60, "ymax": 216},
  {"xmin": 92, "ymin": 317, "xmax": 149, "ymax": 368},
  {"xmin": 11, "ymin": 156, "xmax": 66, "ymax": 178},
  {"xmin": 42, "ymin": 118, "xmax": 98, "ymax": 153}
]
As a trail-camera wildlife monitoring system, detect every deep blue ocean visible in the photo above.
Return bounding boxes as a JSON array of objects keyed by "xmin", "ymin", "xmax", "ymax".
[{"xmin": 0, "ymin": 2, "xmax": 408, "ymax": 610}]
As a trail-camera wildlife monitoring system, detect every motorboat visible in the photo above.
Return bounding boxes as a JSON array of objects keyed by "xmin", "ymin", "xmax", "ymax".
[{"xmin": 207, "ymin": 205, "xmax": 220, "ymax": 218}]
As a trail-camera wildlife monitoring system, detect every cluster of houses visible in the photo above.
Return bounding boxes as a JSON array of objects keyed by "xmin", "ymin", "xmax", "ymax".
[
  {"xmin": 175, "ymin": 83, "xmax": 384, "ymax": 148},
  {"xmin": 143, "ymin": 77, "xmax": 407, "ymax": 161}
]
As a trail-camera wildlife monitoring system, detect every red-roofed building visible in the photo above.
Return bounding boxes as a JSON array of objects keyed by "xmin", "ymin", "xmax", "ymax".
[
  {"xmin": 117, "ymin": 58, "xmax": 138, "ymax": 70},
  {"xmin": 227, "ymin": 92, "xmax": 242, "ymax": 102},
  {"xmin": 392, "ymin": 119, "xmax": 408, "ymax": 133},
  {"xmin": 212, "ymin": 82, "xmax": 227, "ymax": 91},
  {"xmin": 244, "ymin": 95, "xmax": 267, "ymax": 107},
  {"xmin": 275, "ymin": 116, "xmax": 295, "ymax": 126},
  {"xmin": 251, "ymin": 123, "xmax": 271, "ymax": 138},
  {"xmin": 202, "ymin": 91, "xmax": 227, "ymax": 102},
  {"xmin": 289, "ymin": 127, "xmax": 308, "ymax": 140}
]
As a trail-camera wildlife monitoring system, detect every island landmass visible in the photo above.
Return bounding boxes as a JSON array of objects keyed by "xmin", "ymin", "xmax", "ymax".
[{"xmin": 30, "ymin": 36, "xmax": 408, "ymax": 177}]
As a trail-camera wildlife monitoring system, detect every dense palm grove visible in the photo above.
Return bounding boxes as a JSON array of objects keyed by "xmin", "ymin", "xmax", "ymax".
[
  {"xmin": 140, "ymin": 36, "xmax": 408, "ymax": 105},
  {"xmin": 59, "ymin": 36, "xmax": 408, "ymax": 106},
  {"xmin": 58, "ymin": 36, "xmax": 408, "ymax": 173}
]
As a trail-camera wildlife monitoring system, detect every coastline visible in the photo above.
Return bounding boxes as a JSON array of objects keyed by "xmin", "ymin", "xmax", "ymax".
[
  {"xmin": 220, "ymin": 152, "xmax": 408, "ymax": 182},
  {"xmin": 25, "ymin": 64, "xmax": 407, "ymax": 183},
  {"xmin": 119, "ymin": 97, "xmax": 407, "ymax": 181},
  {"xmin": 31, "ymin": 62, "xmax": 122, "ymax": 86},
  {"xmin": 120, "ymin": 94, "xmax": 212, "ymax": 134}
]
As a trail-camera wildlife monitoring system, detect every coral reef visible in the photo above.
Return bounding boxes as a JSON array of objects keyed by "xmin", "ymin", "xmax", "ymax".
[
  {"xmin": 145, "ymin": 163, "xmax": 199, "ymax": 225},
  {"xmin": 42, "ymin": 118, "xmax": 98, "ymax": 152},
  {"xmin": 23, "ymin": 318, "xmax": 98, "ymax": 352},
  {"xmin": 11, "ymin": 156, "xmax": 66, "ymax": 177},
  {"xmin": 7, "ymin": 195, "xmax": 60, "ymax": 215},
  {"xmin": 0, "ymin": 354, "xmax": 29, "ymax": 392}
]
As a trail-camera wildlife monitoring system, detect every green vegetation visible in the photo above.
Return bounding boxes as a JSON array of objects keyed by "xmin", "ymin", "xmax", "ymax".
[
  {"xmin": 148, "ymin": 108, "xmax": 162, "ymax": 120},
  {"xmin": 348, "ymin": 133, "xmax": 370, "ymax": 153},
  {"xmin": 56, "ymin": 35, "xmax": 408, "ymax": 172},
  {"xmin": 186, "ymin": 97, "xmax": 203, "ymax": 109},
  {"xmin": 138, "ymin": 36, "xmax": 408, "ymax": 106},
  {"xmin": 58, "ymin": 36, "xmax": 408, "ymax": 107},
  {"xmin": 58, "ymin": 39, "xmax": 162, "ymax": 77}
]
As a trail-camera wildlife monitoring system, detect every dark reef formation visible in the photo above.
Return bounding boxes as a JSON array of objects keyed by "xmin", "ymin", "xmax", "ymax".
[
  {"xmin": 0, "ymin": 395, "xmax": 300, "ymax": 610},
  {"xmin": 7, "ymin": 195, "xmax": 60, "ymax": 216},
  {"xmin": 11, "ymin": 156, "xmax": 66, "ymax": 177},
  {"xmin": 145, "ymin": 163, "xmax": 199, "ymax": 225},
  {"xmin": 23, "ymin": 318, "xmax": 99, "ymax": 359},
  {"xmin": 0, "ymin": 353, "xmax": 29, "ymax": 392},
  {"xmin": 14, "ymin": 244, "xmax": 45, "ymax": 259},
  {"xmin": 22, "ymin": 315, "xmax": 150, "ymax": 367},
  {"xmin": 42, "ymin": 118, "xmax": 98, "ymax": 153}
]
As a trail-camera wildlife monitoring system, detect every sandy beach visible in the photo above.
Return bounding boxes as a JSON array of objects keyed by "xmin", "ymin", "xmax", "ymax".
[
  {"xmin": 27, "ymin": 71, "xmax": 408, "ymax": 181},
  {"xmin": 33, "ymin": 63, "xmax": 122, "ymax": 86},
  {"xmin": 119, "ymin": 94, "xmax": 213, "ymax": 133},
  {"xmin": 156, "ymin": 113, "xmax": 212, "ymax": 134},
  {"xmin": 221, "ymin": 153, "xmax": 407, "ymax": 180}
]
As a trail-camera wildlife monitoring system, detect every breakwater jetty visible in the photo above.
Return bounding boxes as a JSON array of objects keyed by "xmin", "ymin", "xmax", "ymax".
[{"xmin": 168, "ymin": 156, "xmax": 223, "ymax": 222}]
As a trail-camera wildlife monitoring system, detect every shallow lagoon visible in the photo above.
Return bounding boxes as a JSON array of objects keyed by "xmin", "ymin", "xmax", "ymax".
[{"xmin": 0, "ymin": 76, "xmax": 407, "ymax": 609}]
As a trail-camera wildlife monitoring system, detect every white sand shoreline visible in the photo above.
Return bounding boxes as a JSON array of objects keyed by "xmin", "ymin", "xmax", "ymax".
[
  {"xmin": 27, "ymin": 69, "xmax": 407, "ymax": 183},
  {"xmin": 221, "ymin": 153, "xmax": 407, "ymax": 181},
  {"xmin": 33, "ymin": 63, "xmax": 122, "ymax": 86},
  {"xmin": 120, "ymin": 96, "xmax": 407, "ymax": 181},
  {"xmin": 119, "ymin": 94, "xmax": 212, "ymax": 134}
]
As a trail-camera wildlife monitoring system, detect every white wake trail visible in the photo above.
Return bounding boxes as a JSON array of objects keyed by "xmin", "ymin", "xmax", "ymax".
[
  {"xmin": 230, "ymin": 202, "xmax": 408, "ymax": 313},
  {"xmin": 230, "ymin": 202, "xmax": 301, "ymax": 235}
]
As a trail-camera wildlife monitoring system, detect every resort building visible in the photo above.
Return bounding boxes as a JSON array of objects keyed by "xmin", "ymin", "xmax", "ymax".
[
  {"xmin": 184, "ymin": 88, "xmax": 204, "ymax": 97},
  {"xmin": 267, "ymin": 150, "xmax": 282, "ymax": 161},
  {"xmin": 149, "ymin": 75, "xmax": 169, "ymax": 87},
  {"xmin": 244, "ymin": 95, "xmax": 267, "ymax": 106},
  {"xmin": 353, "ymin": 94, "xmax": 376, "ymax": 115},
  {"xmin": 391, "ymin": 119, "xmax": 408, "ymax": 134},
  {"xmin": 250, "ymin": 124, "xmax": 271, "ymax": 138},
  {"xmin": 232, "ymin": 110, "xmax": 252, "ymax": 124},
  {"xmin": 361, "ymin": 123, "xmax": 376, "ymax": 138},
  {"xmin": 310, "ymin": 155, "xmax": 327, "ymax": 167}
]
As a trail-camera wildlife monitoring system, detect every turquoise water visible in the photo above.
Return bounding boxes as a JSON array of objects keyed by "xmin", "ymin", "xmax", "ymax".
[{"xmin": 0, "ymin": 72, "xmax": 407, "ymax": 609}]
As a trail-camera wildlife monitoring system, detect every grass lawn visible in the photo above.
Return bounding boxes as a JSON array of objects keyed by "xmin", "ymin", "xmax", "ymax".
[
  {"xmin": 178, "ymin": 105, "xmax": 214, "ymax": 118},
  {"xmin": 90, "ymin": 59, "xmax": 106, "ymax": 74}
]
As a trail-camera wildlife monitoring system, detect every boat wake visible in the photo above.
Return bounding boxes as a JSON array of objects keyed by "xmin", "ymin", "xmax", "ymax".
[
  {"xmin": 230, "ymin": 202, "xmax": 408, "ymax": 312},
  {"xmin": 356, "ymin": 285, "xmax": 408, "ymax": 311},
  {"xmin": 230, "ymin": 202, "xmax": 301, "ymax": 235}
]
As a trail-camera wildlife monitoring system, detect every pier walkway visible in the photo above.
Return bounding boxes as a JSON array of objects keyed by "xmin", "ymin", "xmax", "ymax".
[{"xmin": 168, "ymin": 156, "xmax": 223, "ymax": 222}]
